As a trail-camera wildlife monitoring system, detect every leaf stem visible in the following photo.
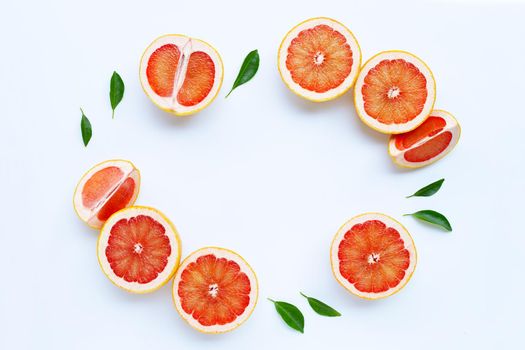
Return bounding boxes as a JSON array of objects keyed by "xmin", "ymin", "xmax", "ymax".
[{"xmin": 267, "ymin": 298, "xmax": 275, "ymax": 303}]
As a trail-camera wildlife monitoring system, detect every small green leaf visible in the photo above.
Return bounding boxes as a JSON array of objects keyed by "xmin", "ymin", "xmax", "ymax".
[
  {"xmin": 109, "ymin": 71, "xmax": 125, "ymax": 118},
  {"xmin": 300, "ymin": 292, "xmax": 341, "ymax": 317},
  {"xmin": 268, "ymin": 298, "xmax": 304, "ymax": 333},
  {"xmin": 404, "ymin": 210, "xmax": 452, "ymax": 231},
  {"xmin": 80, "ymin": 108, "xmax": 92, "ymax": 147},
  {"xmin": 226, "ymin": 49, "xmax": 259, "ymax": 97},
  {"xmin": 407, "ymin": 179, "xmax": 445, "ymax": 198}
]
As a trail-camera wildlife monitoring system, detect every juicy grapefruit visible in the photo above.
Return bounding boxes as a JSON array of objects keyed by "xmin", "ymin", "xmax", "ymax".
[
  {"xmin": 73, "ymin": 159, "xmax": 140, "ymax": 230},
  {"xmin": 139, "ymin": 34, "xmax": 224, "ymax": 116},
  {"xmin": 354, "ymin": 50, "xmax": 436, "ymax": 134},
  {"xmin": 330, "ymin": 213, "xmax": 417, "ymax": 300},
  {"xmin": 278, "ymin": 17, "xmax": 361, "ymax": 102},
  {"xmin": 172, "ymin": 247, "xmax": 258, "ymax": 333},
  {"xmin": 97, "ymin": 206, "xmax": 181, "ymax": 293},
  {"xmin": 389, "ymin": 109, "xmax": 461, "ymax": 168}
]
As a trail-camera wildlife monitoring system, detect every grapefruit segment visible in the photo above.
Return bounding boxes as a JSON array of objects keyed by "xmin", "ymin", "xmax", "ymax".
[
  {"xmin": 330, "ymin": 213, "xmax": 417, "ymax": 299},
  {"xmin": 278, "ymin": 17, "xmax": 361, "ymax": 102},
  {"xmin": 172, "ymin": 247, "xmax": 258, "ymax": 333}
]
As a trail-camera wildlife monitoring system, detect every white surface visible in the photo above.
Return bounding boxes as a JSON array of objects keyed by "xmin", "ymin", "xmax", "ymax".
[{"xmin": 1, "ymin": 0, "xmax": 524, "ymax": 349}]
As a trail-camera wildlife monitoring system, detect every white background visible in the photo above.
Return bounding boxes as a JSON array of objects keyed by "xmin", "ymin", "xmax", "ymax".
[{"xmin": 1, "ymin": 0, "xmax": 524, "ymax": 349}]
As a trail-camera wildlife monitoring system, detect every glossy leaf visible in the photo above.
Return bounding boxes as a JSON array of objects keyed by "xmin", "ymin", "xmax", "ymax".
[
  {"xmin": 80, "ymin": 108, "xmax": 92, "ymax": 147},
  {"xmin": 268, "ymin": 298, "xmax": 304, "ymax": 333},
  {"xmin": 226, "ymin": 49, "xmax": 259, "ymax": 97},
  {"xmin": 407, "ymin": 179, "xmax": 445, "ymax": 198},
  {"xmin": 109, "ymin": 71, "xmax": 125, "ymax": 118},
  {"xmin": 300, "ymin": 292, "xmax": 341, "ymax": 317},
  {"xmin": 404, "ymin": 210, "xmax": 452, "ymax": 232}
]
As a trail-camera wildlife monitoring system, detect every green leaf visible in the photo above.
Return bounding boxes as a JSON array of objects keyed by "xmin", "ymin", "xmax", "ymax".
[
  {"xmin": 226, "ymin": 49, "xmax": 259, "ymax": 97},
  {"xmin": 109, "ymin": 71, "xmax": 125, "ymax": 118},
  {"xmin": 300, "ymin": 292, "xmax": 341, "ymax": 317},
  {"xmin": 407, "ymin": 179, "xmax": 445, "ymax": 198},
  {"xmin": 268, "ymin": 298, "xmax": 304, "ymax": 333},
  {"xmin": 404, "ymin": 210, "xmax": 452, "ymax": 232},
  {"xmin": 80, "ymin": 108, "xmax": 92, "ymax": 147}
]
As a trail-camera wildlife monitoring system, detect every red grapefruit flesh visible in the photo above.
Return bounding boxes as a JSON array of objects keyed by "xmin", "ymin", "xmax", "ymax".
[
  {"xmin": 172, "ymin": 247, "xmax": 258, "ymax": 333},
  {"xmin": 331, "ymin": 213, "xmax": 417, "ymax": 299},
  {"xmin": 97, "ymin": 206, "xmax": 181, "ymax": 293},
  {"xmin": 73, "ymin": 160, "xmax": 140, "ymax": 229},
  {"xmin": 389, "ymin": 109, "xmax": 461, "ymax": 168}
]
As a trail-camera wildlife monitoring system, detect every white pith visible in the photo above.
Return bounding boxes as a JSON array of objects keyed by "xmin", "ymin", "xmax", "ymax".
[
  {"xmin": 139, "ymin": 34, "xmax": 223, "ymax": 115},
  {"xmin": 388, "ymin": 110, "xmax": 461, "ymax": 168},
  {"xmin": 354, "ymin": 51, "xmax": 436, "ymax": 134},
  {"xmin": 172, "ymin": 247, "xmax": 258, "ymax": 333},
  {"xmin": 97, "ymin": 207, "xmax": 181, "ymax": 293},
  {"xmin": 73, "ymin": 160, "xmax": 140, "ymax": 229},
  {"xmin": 330, "ymin": 213, "xmax": 417, "ymax": 300},
  {"xmin": 278, "ymin": 17, "xmax": 362, "ymax": 102}
]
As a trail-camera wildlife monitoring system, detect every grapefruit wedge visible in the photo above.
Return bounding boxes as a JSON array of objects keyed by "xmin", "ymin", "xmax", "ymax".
[
  {"xmin": 354, "ymin": 51, "xmax": 436, "ymax": 134},
  {"xmin": 73, "ymin": 159, "xmax": 140, "ymax": 230},
  {"xmin": 278, "ymin": 17, "xmax": 361, "ymax": 102},
  {"xmin": 140, "ymin": 34, "xmax": 224, "ymax": 116},
  {"xmin": 330, "ymin": 213, "xmax": 417, "ymax": 300},
  {"xmin": 172, "ymin": 247, "xmax": 258, "ymax": 333},
  {"xmin": 97, "ymin": 206, "xmax": 181, "ymax": 293},
  {"xmin": 389, "ymin": 109, "xmax": 461, "ymax": 168}
]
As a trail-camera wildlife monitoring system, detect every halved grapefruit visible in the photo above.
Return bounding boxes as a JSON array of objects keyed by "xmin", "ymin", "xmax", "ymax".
[
  {"xmin": 278, "ymin": 17, "xmax": 361, "ymax": 102},
  {"xmin": 354, "ymin": 50, "xmax": 436, "ymax": 134},
  {"xmin": 139, "ymin": 34, "xmax": 224, "ymax": 116},
  {"xmin": 97, "ymin": 206, "xmax": 181, "ymax": 293},
  {"xmin": 330, "ymin": 213, "xmax": 417, "ymax": 300},
  {"xmin": 172, "ymin": 247, "xmax": 258, "ymax": 333},
  {"xmin": 73, "ymin": 159, "xmax": 140, "ymax": 230},
  {"xmin": 389, "ymin": 109, "xmax": 461, "ymax": 168}
]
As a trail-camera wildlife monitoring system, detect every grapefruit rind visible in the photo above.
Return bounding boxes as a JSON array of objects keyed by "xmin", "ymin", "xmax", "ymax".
[
  {"xmin": 172, "ymin": 247, "xmax": 259, "ymax": 334},
  {"xmin": 278, "ymin": 17, "xmax": 362, "ymax": 102},
  {"xmin": 73, "ymin": 159, "xmax": 140, "ymax": 230},
  {"xmin": 388, "ymin": 109, "xmax": 461, "ymax": 168},
  {"xmin": 330, "ymin": 212, "xmax": 417, "ymax": 300},
  {"xmin": 97, "ymin": 206, "xmax": 182, "ymax": 294},
  {"xmin": 139, "ymin": 34, "xmax": 224, "ymax": 116},
  {"xmin": 354, "ymin": 50, "xmax": 436, "ymax": 134}
]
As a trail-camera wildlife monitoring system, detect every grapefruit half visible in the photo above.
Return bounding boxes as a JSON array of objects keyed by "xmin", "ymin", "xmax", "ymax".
[
  {"xmin": 278, "ymin": 17, "xmax": 362, "ymax": 102},
  {"xmin": 139, "ymin": 34, "xmax": 224, "ymax": 116},
  {"xmin": 73, "ymin": 159, "xmax": 140, "ymax": 230},
  {"xmin": 389, "ymin": 109, "xmax": 461, "ymax": 168},
  {"xmin": 97, "ymin": 206, "xmax": 181, "ymax": 293},
  {"xmin": 354, "ymin": 51, "xmax": 436, "ymax": 134},
  {"xmin": 330, "ymin": 213, "xmax": 417, "ymax": 300},
  {"xmin": 172, "ymin": 247, "xmax": 258, "ymax": 333}
]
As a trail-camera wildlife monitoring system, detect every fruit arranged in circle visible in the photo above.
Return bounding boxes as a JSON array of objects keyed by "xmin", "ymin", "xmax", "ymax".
[
  {"xmin": 354, "ymin": 50, "xmax": 436, "ymax": 134},
  {"xmin": 389, "ymin": 109, "xmax": 461, "ymax": 168},
  {"xmin": 97, "ymin": 206, "xmax": 181, "ymax": 293},
  {"xmin": 330, "ymin": 213, "xmax": 417, "ymax": 299},
  {"xmin": 73, "ymin": 159, "xmax": 140, "ymax": 229},
  {"xmin": 278, "ymin": 17, "xmax": 361, "ymax": 102},
  {"xmin": 139, "ymin": 34, "xmax": 224, "ymax": 116},
  {"xmin": 172, "ymin": 247, "xmax": 258, "ymax": 333}
]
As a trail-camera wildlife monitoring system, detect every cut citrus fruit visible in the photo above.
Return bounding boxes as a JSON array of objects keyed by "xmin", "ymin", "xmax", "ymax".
[
  {"xmin": 139, "ymin": 34, "xmax": 224, "ymax": 116},
  {"xmin": 172, "ymin": 247, "xmax": 258, "ymax": 333},
  {"xmin": 73, "ymin": 159, "xmax": 140, "ymax": 230},
  {"xmin": 278, "ymin": 17, "xmax": 361, "ymax": 102},
  {"xmin": 330, "ymin": 213, "xmax": 417, "ymax": 300},
  {"xmin": 97, "ymin": 206, "xmax": 181, "ymax": 293},
  {"xmin": 389, "ymin": 109, "xmax": 460, "ymax": 168},
  {"xmin": 354, "ymin": 50, "xmax": 436, "ymax": 134}
]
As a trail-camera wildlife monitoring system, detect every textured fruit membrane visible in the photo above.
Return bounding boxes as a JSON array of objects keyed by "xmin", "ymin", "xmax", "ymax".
[
  {"xmin": 147, "ymin": 44, "xmax": 181, "ymax": 97},
  {"xmin": 82, "ymin": 166, "xmax": 124, "ymax": 209},
  {"xmin": 362, "ymin": 59, "xmax": 428, "ymax": 124},
  {"xmin": 177, "ymin": 51, "xmax": 215, "ymax": 106},
  {"xmin": 395, "ymin": 116, "xmax": 446, "ymax": 150},
  {"xmin": 286, "ymin": 24, "xmax": 353, "ymax": 93},
  {"xmin": 338, "ymin": 220, "xmax": 410, "ymax": 293},
  {"xmin": 106, "ymin": 215, "xmax": 171, "ymax": 284},
  {"xmin": 97, "ymin": 178, "xmax": 135, "ymax": 221},
  {"xmin": 178, "ymin": 254, "xmax": 251, "ymax": 326},
  {"xmin": 404, "ymin": 132, "xmax": 452, "ymax": 162}
]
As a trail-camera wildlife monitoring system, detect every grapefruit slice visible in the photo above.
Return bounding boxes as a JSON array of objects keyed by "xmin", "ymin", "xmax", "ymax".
[
  {"xmin": 172, "ymin": 247, "xmax": 258, "ymax": 333},
  {"xmin": 73, "ymin": 159, "xmax": 140, "ymax": 230},
  {"xmin": 139, "ymin": 34, "xmax": 224, "ymax": 116},
  {"xmin": 278, "ymin": 17, "xmax": 362, "ymax": 102},
  {"xmin": 354, "ymin": 51, "xmax": 436, "ymax": 134},
  {"xmin": 389, "ymin": 109, "xmax": 461, "ymax": 168},
  {"xmin": 330, "ymin": 213, "xmax": 417, "ymax": 300},
  {"xmin": 97, "ymin": 206, "xmax": 181, "ymax": 293}
]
